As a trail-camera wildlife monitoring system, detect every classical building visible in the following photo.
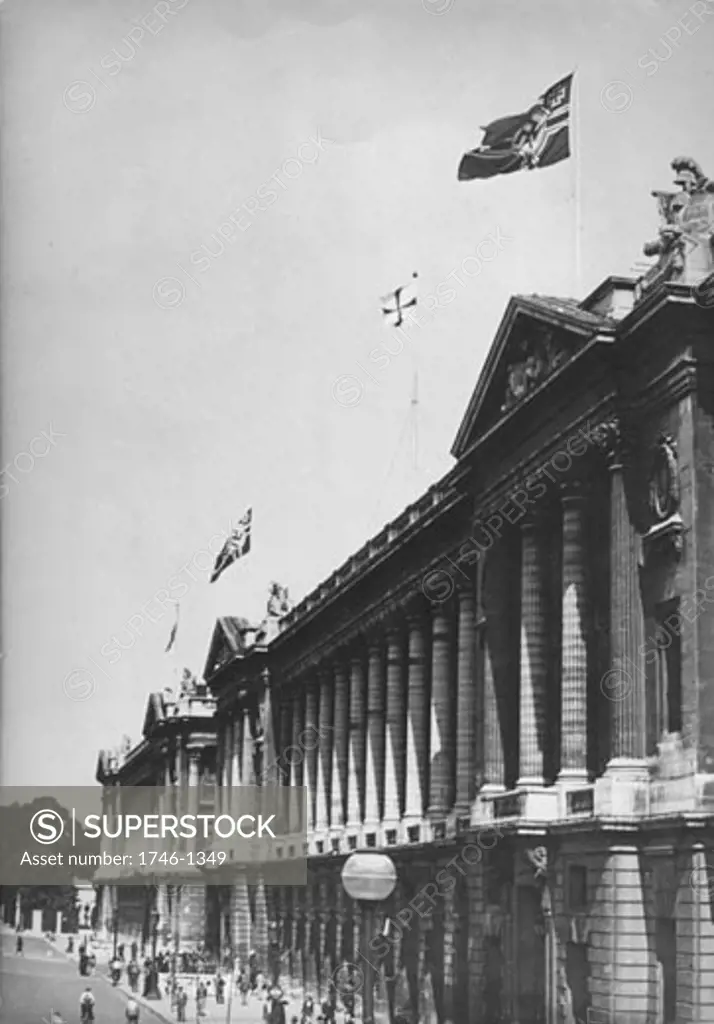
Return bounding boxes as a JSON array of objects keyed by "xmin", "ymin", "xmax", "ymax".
[
  {"xmin": 203, "ymin": 157, "xmax": 714, "ymax": 1024},
  {"xmin": 95, "ymin": 671, "xmax": 217, "ymax": 953}
]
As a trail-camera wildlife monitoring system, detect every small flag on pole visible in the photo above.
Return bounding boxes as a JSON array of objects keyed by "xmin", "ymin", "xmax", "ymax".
[
  {"xmin": 164, "ymin": 602, "xmax": 180, "ymax": 653},
  {"xmin": 381, "ymin": 272, "xmax": 418, "ymax": 327},
  {"xmin": 458, "ymin": 72, "xmax": 573, "ymax": 181},
  {"xmin": 210, "ymin": 508, "xmax": 252, "ymax": 583}
]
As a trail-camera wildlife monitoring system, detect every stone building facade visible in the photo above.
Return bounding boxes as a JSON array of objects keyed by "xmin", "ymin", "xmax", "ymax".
[
  {"xmin": 95, "ymin": 672, "xmax": 217, "ymax": 952},
  {"xmin": 205, "ymin": 158, "xmax": 714, "ymax": 1024}
]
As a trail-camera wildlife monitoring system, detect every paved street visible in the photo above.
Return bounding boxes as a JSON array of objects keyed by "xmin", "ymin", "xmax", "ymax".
[
  {"xmin": 0, "ymin": 932, "xmax": 167, "ymax": 1024},
  {"xmin": 0, "ymin": 932, "xmax": 305, "ymax": 1024}
]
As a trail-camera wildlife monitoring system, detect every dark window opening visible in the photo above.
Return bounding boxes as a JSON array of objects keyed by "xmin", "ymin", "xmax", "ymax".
[
  {"xmin": 567, "ymin": 865, "xmax": 588, "ymax": 912},
  {"xmin": 654, "ymin": 599, "xmax": 682, "ymax": 737}
]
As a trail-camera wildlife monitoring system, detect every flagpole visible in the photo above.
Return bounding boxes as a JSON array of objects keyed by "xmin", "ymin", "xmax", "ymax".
[{"xmin": 571, "ymin": 66, "xmax": 582, "ymax": 297}]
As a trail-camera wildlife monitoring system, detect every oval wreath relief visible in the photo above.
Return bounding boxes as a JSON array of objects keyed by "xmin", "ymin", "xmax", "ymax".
[{"xmin": 649, "ymin": 434, "xmax": 680, "ymax": 522}]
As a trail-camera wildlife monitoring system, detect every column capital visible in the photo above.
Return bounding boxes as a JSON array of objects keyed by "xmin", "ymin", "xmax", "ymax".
[
  {"xmin": 591, "ymin": 416, "xmax": 629, "ymax": 468},
  {"xmin": 431, "ymin": 604, "xmax": 452, "ymax": 636},
  {"xmin": 558, "ymin": 477, "xmax": 590, "ymax": 501},
  {"xmin": 520, "ymin": 505, "xmax": 550, "ymax": 529}
]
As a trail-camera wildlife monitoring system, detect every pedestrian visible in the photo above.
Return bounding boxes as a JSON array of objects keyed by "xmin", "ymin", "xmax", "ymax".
[
  {"xmin": 268, "ymin": 984, "xmax": 287, "ymax": 1024},
  {"xmin": 15, "ymin": 932, "xmax": 23, "ymax": 956},
  {"xmin": 131, "ymin": 941, "xmax": 139, "ymax": 961},
  {"xmin": 110, "ymin": 955, "xmax": 122, "ymax": 986},
  {"xmin": 125, "ymin": 997, "xmax": 140, "ymax": 1023},
  {"xmin": 239, "ymin": 966, "xmax": 250, "ymax": 1005},
  {"xmin": 216, "ymin": 974, "xmax": 226, "ymax": 1004},
  {"xmin": 128, "ymin": 959, "xmax": 140, "ymax": 993},
  {"xmin": 301, "ymin": 994, "xmax": 314, "ymax": 1024},
  {"xmin": 177, "ymin": 987, "xmax": 188, "ymax": 1022}
]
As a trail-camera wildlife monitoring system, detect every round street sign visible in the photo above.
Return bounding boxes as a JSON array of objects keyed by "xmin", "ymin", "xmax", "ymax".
[{"xmin": 341, "ymin": 852, "xmax": 397, "ymax": 902}]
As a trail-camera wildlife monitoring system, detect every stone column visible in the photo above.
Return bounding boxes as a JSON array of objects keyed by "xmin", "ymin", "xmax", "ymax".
[
  {"xmin": 290, "ymin": 688, "xmax": 306, "ymax": 836},
  {"xmin": 454, "ymin": 580, "xmax": 478, "ymax": 814},
  {"xmin": 517, "ymin": 512, "xmax": 550, "ymax": 788},
  {"xmin": 280, "ymin": 694, "xmax": 293, "ymax": 786},
  {"xmin": 230, "ymin": 875, "xmax": 251, "ymax": 959},
  {"xmin": 187, "ymin": 748, "xmax": 201, "ymax": 855},
  {"xmin": 597, "ymin": 419, "xmax": 647, "ymax": 772},
  {"xmin": 331, "ymin": 662, "xmax": 350, "ymax": 834},
  {"xmin": 557, "ymin": 480, "xmax": 590, "ymax": 784},
  {"xmin": 304, "ymin": 681, "xmax": 319, "ymax": 831},
  {"xmin": 404, "ymin": 609, "xmax": 430, "ymax": 827},
  {"xmin": 316, "ymin": 669, "xmax": 334, "ymax": 834},
  {"xmin": 383, "ymin": 623, "xmax": 406, "ymax": 831},
  {"xmin": 364, "ymin": 638, "xmax": 385, "ymax": 832},
  {"xmin": 429, "ymin": 604, "xmax": 455, "ymax": 818},
  {"xmin": 347, "ymin": 652, "xmax": 367, "ymax": 831},
  {"xmin": 235, "ymin": 712, "xmax": 246, "ymax": 790},
  {"xmin": 215, "ymin": 723, "xmax": 225, "ymax": 819},
  {"xmin": 241, "ymin": 710, "xmax": 255, "ymax": 786}
]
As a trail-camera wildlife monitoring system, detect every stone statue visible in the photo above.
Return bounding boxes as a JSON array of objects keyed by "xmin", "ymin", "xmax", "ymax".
[
  {"xmin": 640, "ymin": 156, "xmax": 714, "ymax": 295},
  {"xmin": 267, "ymin": 582, "xmax": 292, "ymax": 617},
  {"xmin": 120, "ymin": 735, "xmax": 132, "ymax": 757},
  {"xmin": 178, "ymin": 667, "xmax": 197, "ymax": 698},
  {"xmin": 525, "ymin": 845, "xmax": 548, "ymax": 879}
]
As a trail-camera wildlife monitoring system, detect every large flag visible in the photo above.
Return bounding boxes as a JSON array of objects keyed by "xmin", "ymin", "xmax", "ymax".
[
  {"xmin": 380, "ymin": 272, "xmax": 418, "ymax": 327},
  {"xmin": 458, "ymin": 73, "xmax": 573, "ymax": 181},
  {"xmin": 210, "ymin": 507, "xmax": 252, "ymax": 583},
  {"xmin": 164, "ymin": 601, "xmax": 180, "ymax": 653}
]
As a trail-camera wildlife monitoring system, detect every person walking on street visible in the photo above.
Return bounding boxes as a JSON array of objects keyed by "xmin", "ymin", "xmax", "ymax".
[
  {"xmin": 177, "ymin": 987, "xmax": 188, "ymax": 1022},
  {"xmin": 125, "ymin": 997, "xmax": 140, "ymax": 1024},
  {"xmin": 239, "ymin": 966, "xmax": 250, "ymax": 1005},
  {"xmin": 15, "ymin": 932, "xmax": 23, "ymax": 956},
  {"xmin": 215, "ymin": 974, "xmax": 226, "ymax": 1005},
  {"xmin": 79, "ymin": 987, "xmax": 95, "ymax": 1023},
  {"xmin": 127, "ymin": 959, "xmax": 140, "ymax": 993}
]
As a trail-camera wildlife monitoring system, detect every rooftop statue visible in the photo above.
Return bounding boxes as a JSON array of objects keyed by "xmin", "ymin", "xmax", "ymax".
[
  {"xmin": 178, "ymin": 667, "xmax": 198, "ymax": 698},
  {"xmin": 639, "ymin": 156, "xmax": 714, "ymax": 298},
  {"xmin": 267, "ymin": 581, "xmax": 292, "ymax": 617}
]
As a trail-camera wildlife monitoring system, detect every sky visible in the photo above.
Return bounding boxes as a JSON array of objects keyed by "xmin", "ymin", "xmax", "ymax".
[{"xmin": 2, "ymin": 0, "xmax": 713, "ymax": 786}]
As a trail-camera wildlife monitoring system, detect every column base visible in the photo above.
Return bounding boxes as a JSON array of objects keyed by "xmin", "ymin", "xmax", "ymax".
[
  {"xmin": 379, "ymin": 821, "xmax": 400, "ymax": 848},
  {"xmin": 516, "ymin": 775, "xmax": 545, "ymax": 789},
  {"xmin": 556, "ymin": 769, "xmax": 589, "ymax": 787},
  {"xmin": 474, "ymin": 784, "xmax": 506, "ymax": 823},
  {"xmin": 594, "ymin": 758, "xmax": 649, "ymax": 816},
  {"xmin": 400, "ymin": 816, "xmax": 426, "ymax": 844}
]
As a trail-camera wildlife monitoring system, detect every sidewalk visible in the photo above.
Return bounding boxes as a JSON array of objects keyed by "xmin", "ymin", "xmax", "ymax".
[{"xmin": 48, "ymin": 934, "xmax": 306, "ymax": 1024}]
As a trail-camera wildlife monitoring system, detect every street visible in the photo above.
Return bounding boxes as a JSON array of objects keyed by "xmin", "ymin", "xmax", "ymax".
[
  {"xmin": 0, "ymin": 932, "xmax": 303, "ymax": 1024},
  {"xmin": 0, "ymin": 932, "xmax": 165, "ymax": 1024}
]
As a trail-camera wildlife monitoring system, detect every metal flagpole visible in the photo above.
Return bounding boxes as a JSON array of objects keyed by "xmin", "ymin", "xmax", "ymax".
[{"xmin": 571, "ymin": 66, "xmax": 582, "ymax": 297}]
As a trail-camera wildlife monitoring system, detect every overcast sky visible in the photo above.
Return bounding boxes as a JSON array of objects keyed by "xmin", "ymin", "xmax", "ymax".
[{"xmin": 2, "ymin": 0, "xmax": 713, "ymax": 786}]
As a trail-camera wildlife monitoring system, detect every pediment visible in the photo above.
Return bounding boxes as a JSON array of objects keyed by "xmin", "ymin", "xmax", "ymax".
[
  {"xmin": 451, "ymin": 295, "xmax": 612, "ymax": 460},
  {"xmin": 203, "ymin": 616, "xmax": 253, "ymax": 681}
]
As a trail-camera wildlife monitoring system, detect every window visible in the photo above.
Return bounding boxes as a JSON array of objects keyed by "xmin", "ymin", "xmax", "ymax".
[
  {"xmin": 654, "ymin": 599, "xmax": 682, "ymax": 736},
  {"xmin": 567, "ymin": 865, "xmax": 587, "ymax": 912}
]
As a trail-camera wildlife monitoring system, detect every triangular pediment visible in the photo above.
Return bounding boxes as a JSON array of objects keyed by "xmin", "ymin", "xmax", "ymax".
[
  {"xmin": 203, "ymin": 616, "xmax": 253, "ymax": 681},
  {"xmin": 451, "ymin": 295, "xmax": 613, "ymax": 460}
]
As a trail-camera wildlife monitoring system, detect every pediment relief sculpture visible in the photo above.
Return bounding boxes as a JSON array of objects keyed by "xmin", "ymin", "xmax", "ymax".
[{"xmin": 501, "ymin": 329, "xmax": 569, "ymax": 413}]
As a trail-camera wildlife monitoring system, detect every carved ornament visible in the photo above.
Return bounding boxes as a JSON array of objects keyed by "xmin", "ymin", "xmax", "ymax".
[
  {"xmin": 639, "ymin": 156, "xmax": 714, "ymax": 300},
  {"xmin": 649, "ymin": 434, "xmax": 679, "ymax": 522},
  {"xmin": 501, "ymin": 329, "xmax": 569, "ymax": 413}
]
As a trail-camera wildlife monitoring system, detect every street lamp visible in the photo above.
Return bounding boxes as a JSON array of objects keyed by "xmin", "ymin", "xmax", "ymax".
[
  {"xmin": 112, "ymin": 908, "xmax": 119, "ymax": 960},
  {"xmin": 145, "ymin": 909, "xmax": 162, "ymax": 1000},
  {"xmin": 340, "ymin": 853, "xmax": 397, "ymax": 1024}
]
